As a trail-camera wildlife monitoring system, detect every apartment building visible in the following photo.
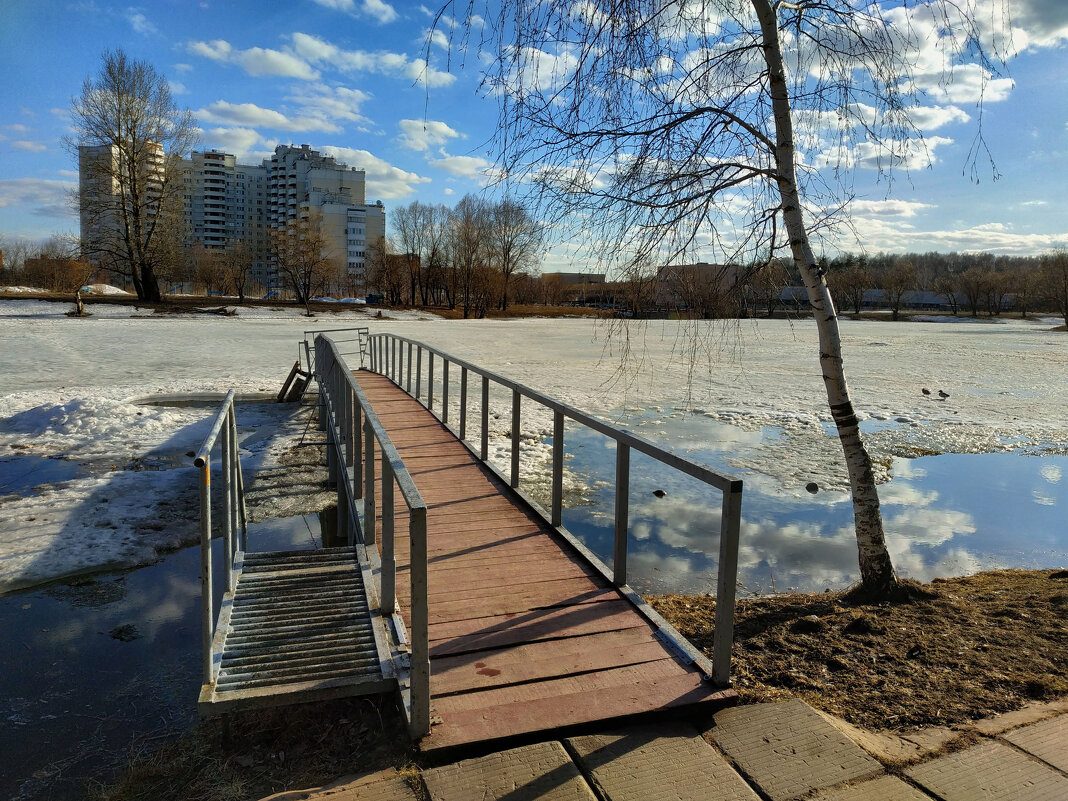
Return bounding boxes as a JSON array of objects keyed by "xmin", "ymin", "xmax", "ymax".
[{"xmin": 82, "ymin": 142, "xmax": 386, "ymax": 294}]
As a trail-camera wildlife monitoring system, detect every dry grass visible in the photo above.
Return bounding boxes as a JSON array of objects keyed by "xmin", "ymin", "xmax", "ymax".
[
  {"xmin": 90, "ymin": 695, "xmax": 415, "ymax": 801},
  {"xmin": 651, "ymin": 569, "xmax": 1068, "ymax": 730}
]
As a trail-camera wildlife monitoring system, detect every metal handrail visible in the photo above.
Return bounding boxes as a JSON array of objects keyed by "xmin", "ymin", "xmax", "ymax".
[
  {"xmin": 366, "ymin": 332, "xmax": 743, "ymax": 687},
  {"xmin": 314, "ymin": 334, "xmax": 430, "ymax": 737},
  {"xmin": 194, "ymin": 389, "xmax": 248, "ymax": 687}
]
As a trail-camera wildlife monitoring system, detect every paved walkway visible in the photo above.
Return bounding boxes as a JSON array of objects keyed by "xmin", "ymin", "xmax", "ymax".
[{"xmin": 260, "ymin": 697, "xmax": 1068, "ymax": 801}]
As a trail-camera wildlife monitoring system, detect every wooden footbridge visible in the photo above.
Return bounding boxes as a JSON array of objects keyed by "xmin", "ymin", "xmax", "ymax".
[{"xmin": 194, "ymin": 329, "xmax": 744, "ymax": 753}]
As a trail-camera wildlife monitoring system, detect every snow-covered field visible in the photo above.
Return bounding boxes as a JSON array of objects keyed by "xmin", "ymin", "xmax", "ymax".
[{"xmin": 1, "ymin": 297, "xmax": 1065, "ymax": 593}]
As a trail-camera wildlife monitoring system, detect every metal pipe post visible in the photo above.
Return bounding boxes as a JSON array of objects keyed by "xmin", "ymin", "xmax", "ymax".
[
  {"xmin": 712, "ymin": 481, "xmax": 744, "ymax": 686},
  {"xmin": 510, "ymin": 390, "xmax": 521, "ymax": 488},
  {"xmin": 459, "ymin": 366, "xmax": 468, "ymax": 441},
  {"xmin": 221, "ymin": 418, "xmax": 234, "ymax": 593},
  {"xmin": 427, "ymin": 353, "xmax": 434, "ymax": 413},
  {"xmin": 442, "ymin": 359, "xmax": 450, "ymax": 426},
  {"xmin": 409, "ymin": 506, "xmax": 430, "ymax": 738},
  {"xmin": 480, "ymin": 375, "xmax": 489, "ymax": 461},
  {"xmin": 415, "ymin": 347, "xmax": 422, "ymax": 402},
  {"xmin": 381, "ymin": 455, "xmax": 396, "ymax": 614},
  {"xmin": 552, "ymin": 411, "xmax": 564, "ymax": 527},
  {"xmin": 613, "ymin": 443, "xmax": 631, "ymax": 587},
  {"xmin": 363, "ymin": 419, "xmax": 376, "ymax": 544},
  {"xmin": 199, "ymin": 458, "xmax": 213, "ymax": 685},
  {"xmin": 406, "ymin": 342, "xmax": 413, "ymax": 392}
]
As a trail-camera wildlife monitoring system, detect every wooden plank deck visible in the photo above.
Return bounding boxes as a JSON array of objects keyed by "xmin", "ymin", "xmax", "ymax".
[{"xmin": 354, "ymin": 371, "xmax": 735, "ymax": 752}]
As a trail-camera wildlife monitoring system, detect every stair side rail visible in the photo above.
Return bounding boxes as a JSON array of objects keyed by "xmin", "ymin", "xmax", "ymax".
[
  {"xmin": 365, "ymin": 332, "xmax": 743, "ymax": 688},
  {"xmin": 314, "ymin": 334, "xmax": 430, "ymax": 738},
  {"xmin": 193, "ymin": 389, "xmax": 249, "ymax": 689}
]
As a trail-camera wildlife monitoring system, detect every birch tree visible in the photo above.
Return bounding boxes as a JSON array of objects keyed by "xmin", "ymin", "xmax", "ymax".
[{"xmin": 447, "ymin": 0, "xmax": 1008, "ymax": 596}]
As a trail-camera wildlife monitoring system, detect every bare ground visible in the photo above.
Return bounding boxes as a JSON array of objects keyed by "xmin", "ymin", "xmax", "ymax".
[{"xmin": 651, "ymin": 569, "xmax": 1068, "ymax": 730}]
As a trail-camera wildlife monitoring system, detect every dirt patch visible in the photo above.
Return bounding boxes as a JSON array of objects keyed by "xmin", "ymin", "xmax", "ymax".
[
  {"xmin": 90, "ymin": 695, "xmax": 418, "ymax": 801},
  {"xmin": 651, "ymin": 569, "xmax": 1068, "ymax": 731}
]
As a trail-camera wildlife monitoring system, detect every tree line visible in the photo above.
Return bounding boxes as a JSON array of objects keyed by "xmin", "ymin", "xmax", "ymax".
[{"xmin": 366, "ymin": 195, "xmax": 543, "ymax": 317}]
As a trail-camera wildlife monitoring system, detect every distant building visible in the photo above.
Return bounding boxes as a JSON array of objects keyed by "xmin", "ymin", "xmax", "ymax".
[
  {"xmin": 80, "ymin": 142, "xmax": 388, "ymax": 295},
  {"xmin": 541, "ymin": 271, "xmax": 606, "ymax": 286},
  {"xmin": 655, "ymin": 262, "xmax": 743, "ymax": 315}
]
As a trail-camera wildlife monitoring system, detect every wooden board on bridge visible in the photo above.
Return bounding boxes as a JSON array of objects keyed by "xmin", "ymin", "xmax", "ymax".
[{"xmin": 354, "ymin": 371, "xmax": 736, "ymax": 753}]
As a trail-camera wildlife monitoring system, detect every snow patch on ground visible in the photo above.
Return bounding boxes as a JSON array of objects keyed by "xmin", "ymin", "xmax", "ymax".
[{"xmin": 2, "ymin": 302, "xmax": 1065, "ymax": 591}]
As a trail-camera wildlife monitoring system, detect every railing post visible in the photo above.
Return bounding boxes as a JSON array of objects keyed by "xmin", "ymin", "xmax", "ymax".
[
  {"xmin": 552, "ymin": 411, "xmax": 564, "ymax": 527},
  {"xmin": 459, "ymin": 367, "xmax": 468, "ymax": 441},
  {"xmin": 228, "ymin": 404, "xmax": 239, "ymax": 558},
  {"xmin": 406, "ymin": 342, "xmax": 413, "ymax": 393},
  {"xmin": 480, "ymin": 375, "xmax": 489, "ymax": 461},
  {"xmin": 713, "ymin": 481, "xmax": 743, "ymax": 686},
  {"xmin": 326, "ymin": 363, "xmax": 337, "ymax": 486},
  {"xmin": 392, "ymin": 337, "xmax": 398, "ymax": 382},
  {"xmin": 442, "ymin": 359, "xmax": 450, "ymax": 426},
  {"xmin": 344, "ymin": 380, "xmax": 354, "ymax": 468},
  {"xmin": 199, "ymin": 457, "xmax": 213, "ymax": 685},
  {"xmin": 510, "ymin": 390, "xmax": 521, "ymax": 488},
  {"xmin": 221, "ymin": 416, "xmax": 234, "ymax": 593},
  {"xmin": 381, "ymin": 454, "xmax": 396, "ymax": 614},
  {"xmin": 427, "ymin": 353, "xmax": 435, "ymax": 413},
  {"xmin": 363, "ymin": 418, "xmax": 376, "ymax": 545},
  {"xmin": 613, "ymin": 443, "xmax": 630, "ymax": 587},
  {"xmin": 354, "ymin": 392, "xmax": 364, "ymax": 500},
  {"xmin": 415, "ymin": 346, "xmax": 422, "ymax": 401},
  {"xmin": 409, "ymin": 506, "xmax": 430, "ymax": 738}
]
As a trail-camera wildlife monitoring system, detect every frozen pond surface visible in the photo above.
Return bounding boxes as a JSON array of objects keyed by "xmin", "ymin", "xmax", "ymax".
[{"xmin": 1, "ymin": 300, "xmax": 1065, "ymax": 795}]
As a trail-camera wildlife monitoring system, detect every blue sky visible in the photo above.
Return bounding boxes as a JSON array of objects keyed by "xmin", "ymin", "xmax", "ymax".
[{"xmin": 0, "ymin": 0, "xmax": 1065, "ymax": 268}]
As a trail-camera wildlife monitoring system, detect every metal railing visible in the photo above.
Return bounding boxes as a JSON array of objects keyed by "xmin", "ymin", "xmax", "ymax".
[
  {"xmin": 314, "ymin": 334, "xmax": 431, "ymax": 737},
  {"xmin": 367, "ymin": 332, "xmax": 743, "ymax": 686},
  {"xmin": 194, "ymin": 390, "xmax": 248, "ymax": 687}
]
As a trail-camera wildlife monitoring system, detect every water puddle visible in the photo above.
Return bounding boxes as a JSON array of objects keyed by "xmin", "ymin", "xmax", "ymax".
[
  {"xmin": 0, "ymin": 509, "xmax": 337, "ymax": 801},
  {"xmin": 0, "ymin": 454, "xmax": 85, "ymax": 497},
  {"xmin": 555, "ymin": 418, "xmax": 1068, "ymax": 597}
]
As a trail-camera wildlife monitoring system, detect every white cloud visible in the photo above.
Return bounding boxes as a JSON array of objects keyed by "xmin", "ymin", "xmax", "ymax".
[
  {"xmin": 906, "ymin": 105, "xmax": 971, "ymax": 131},
  {"xmin": 127, "ymin": 9, "xmax": 157, "ymax": 35},
  {"xmin": 199, "ymin": 127, "xmax": 264, "ymax": 160},
  {"xmin": 289, "ymin": 32, "xmax": 455, "ymax": 87},
  {"xmin": 850, "ymin": 199, "xmax": 935, "ymax": 218},
  {"xmin": 12, "ymin": 140, "xmax": 47, "ymax": 152},
  {"xmin": 815, "ymin": 136, "xmax": 954, "ymax": 172},
  {"xmin": 319, "ymin": 146, "xmax": 431, "ymax": 199},
  {"xmin": 174, "ymin": 63, "xmax": 193, "ymax": 73},
  {"xmin": 428, "ymin": 151, "xmax": 496, "ymax": 182},
  {"xmin": 311, "ymin": 0, "xmax": 398, "ymax": 24},
  {"xmin": 169, "ymin": 80, "xmax": 188, "ymax": 95},
  {"xmin": 6, "ymin": 124, "xmax": 30, "ymax": 133},
  {"xmin": 286, "ymin": 85, "xmax": 371, "ymax": 125},
  {"xmin": 186, "ymin": 39, "xmax": 320, "ymax": 80},
  {"xmin": 362, "ymin": 0, "xmax": 397, "ymax": 24},
  {"xmin": 197, "ymin": 101, "xmax": 340, "ymax": 133},
  {"xmin": 0, "ymin": 178, "xmax": 76, "ymax": 219},
  {"xmin": 398, "ymin": 119, "xmax": 461, "ymax": 151}
]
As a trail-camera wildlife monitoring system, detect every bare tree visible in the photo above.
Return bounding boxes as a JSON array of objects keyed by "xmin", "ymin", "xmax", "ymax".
[
  {"xmin": 933, "ymin": 274, "xmax": 960, "ymax": 315},
  {"xmin": 1040, "ymin": 251, "xmax": 1068, "ymax": 329},
  {"xmin": 831, "ymin": 262, "xmax": 873, "ymax": 316},
  {"xmin": 219, "ymin": 241, "xmax": 256, "ymax": 302},
  {"xmin": 449, "ymin": 0, "xmax": 1008, "ymax": 597},
  {"xmin": 273, "ymin": 211, "xmax": 339, "ymax": 315},
  {"xmin": 448, "ymin": 195, "xmax": 493, "ymax": 319},
  {"xmin": 69, "ymin": 49, "xmax": 197, "ymax": 302},
  {"xmin": 879, "ymin": 261, "xmax": 917, "ymax": 321},
  {"xmin": 489, "ymin": 198, "xmax": 543, "ymax": 310}
]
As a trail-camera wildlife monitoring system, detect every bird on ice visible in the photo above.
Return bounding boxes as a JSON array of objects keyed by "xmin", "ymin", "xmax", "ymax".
[
  {"xmin": 921, "ymin": 388, "xmax": 931, "ymax": 396},
  {"xmin": 938, "ymin": 390, "xmax": 950, "ymax": 399}
]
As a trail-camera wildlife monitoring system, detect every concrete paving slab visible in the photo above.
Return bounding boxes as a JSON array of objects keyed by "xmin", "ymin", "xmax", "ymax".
[
  {"xmin": 808, "ymin": 775, "xmax": 932, "ymax": 801},
  {"xmin": 423, "ymin": 741, "xmax": 597, "ymax": 801},
  {"xmin": 566, "ymin": 721, "xmax": 760, "ymax": 801},
  {"xmin": 970, "ymin": 699, "xmax": 1068, "ymax": 736},
  {"xmin": 258, "ymin": 769, "xmax": 418, "ymax": 800},
  {"xmin": 1003, "ymin": 714, "xmax": 1068, "ymax": 773},
  {"xmin": 813, "ymin": 708, "xmax": 957, "ymax": 764},
  {"xmin": 906, "ymin": 740, "xmax": 1068, "ymax": 801},
  {"xmin": 708, "ymin": 700, "xmax": 883, "ymax": 801}
]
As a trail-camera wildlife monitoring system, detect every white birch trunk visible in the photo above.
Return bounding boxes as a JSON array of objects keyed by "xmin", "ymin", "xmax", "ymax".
[{"xmin": 752, "ymin": 0, "xmax": 899, "ymax": 595}]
